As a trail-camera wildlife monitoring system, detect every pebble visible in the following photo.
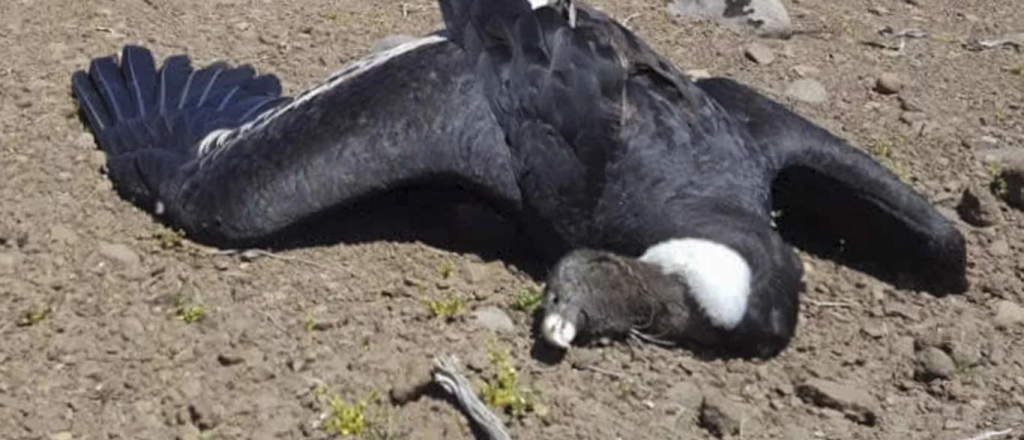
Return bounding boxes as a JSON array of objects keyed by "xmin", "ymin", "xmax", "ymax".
[
  {"xmin": 957, "ymin": 184, "xmax": 1003, "ymax": 227},
  {"xmin": 989, "ymin": 240, "xmax": 1012, "ymax": 257},
  {"xmin": 785, "ymin": 79, "xmax": 828, "ymax": 104},
  {"xmin": 915, "ymin": 347, "xmax": 956, "ymax": 381},
  {"xmin": 744, "ymin": 43, "xmax": 776, "ymax": 65},
  {"xmin": 875, "ymin": 73, "xmax": 904, "ymax": 95},
  {"xmin": 120, "ymin": 317, "xmax": 145, "ymax": 342},
  {"xmin": 470, "ymin": 306, "xmax": 515, "ymax": 333},
  {"xmin": 796, "ymin": 379, "xmax": 878, "ymax": 425},
  {"xmin": 699, "ymin": 390, "xmax": 756, "ymax": 438},
  {"xmin": 217, "ymin": 351, "xmax": 245, "ymax": 367},
  {"xmin": 868, "ymin": 6, "xmax": 890, "ymax": 15},
  {"xmin": 50, "ymin": 433, "xmax": 73, "ymax": 440},
  {"xmin": 97, "ymin": 242, "xmax": 141, "ymax": 268},
  {"xmin": 993, "ymin": 300, "xmax": 1024, "ymax": 329}
]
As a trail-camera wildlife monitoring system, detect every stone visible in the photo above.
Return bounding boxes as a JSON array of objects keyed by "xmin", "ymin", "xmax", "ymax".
[
  {"xmin": 796, "ymin": 379, "xmax": 878, "ymax": 425},
  {"xmin": 49, "ymin": 225, "xmax": 79, "ymax": 245},
  {"xmin": 989, "ymin": 240, "xmax": 1012, "ymax": 257},
  {"xmin": 470, "ymin": 306, "xmax": 515, "ymax": 333},
  {"xmin": 97, "ymin": 242, "xmax": 140, "ymax": 268},
  {"xmin": 957, "ymin": 184, "xmax": 1003, "ymax": 227},
  {"xmin": 785, "ymin": 79, "xmax": 828, "ymax": 104},
  {"xmin": 744, "ymin": 43, "xmax": 776, "ymax": 65},
  {"xmin": 791, "ymin": 64, "xmax": 820, "ymax": 78},
  {"xmin": 876, "ymin": 73, "xmax": 904, "ymax": 94},
  {"xmin": 993, "ymin": 300, "xmax": 1024, "ymax": 329},
  {"xmin": 915, "ymin": 347, "xmax": 956, "ymax": 381}
]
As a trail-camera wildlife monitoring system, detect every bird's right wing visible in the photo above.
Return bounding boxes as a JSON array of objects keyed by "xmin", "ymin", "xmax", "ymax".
[{"xmin": 70, "ymin": 40, "xmax": 522, "ymax": 247}]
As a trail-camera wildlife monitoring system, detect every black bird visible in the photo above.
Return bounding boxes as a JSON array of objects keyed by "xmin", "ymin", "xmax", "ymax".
[{"xmin": 68, "ymin": 1, "xmax": 966, "ymax": 359}]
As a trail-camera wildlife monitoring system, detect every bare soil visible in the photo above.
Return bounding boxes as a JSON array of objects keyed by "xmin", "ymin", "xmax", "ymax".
[{"xmin": 1, "ymin": 0, "xmax": 1023, "ymax": 439}]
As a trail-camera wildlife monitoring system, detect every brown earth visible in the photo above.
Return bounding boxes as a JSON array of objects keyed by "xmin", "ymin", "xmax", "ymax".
[{"xmin": 1, "ymin": 0, "xmax": 1023, "ymax": 439}]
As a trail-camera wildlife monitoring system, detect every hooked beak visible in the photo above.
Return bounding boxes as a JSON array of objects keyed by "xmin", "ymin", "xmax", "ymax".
[{"xmin": 541, "ymin": 310, "xmax": 578, "ymax": 349}]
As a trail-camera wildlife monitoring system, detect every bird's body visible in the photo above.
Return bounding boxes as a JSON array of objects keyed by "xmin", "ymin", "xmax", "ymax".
[{"xmin": 68, "ymin": 1, "xmax": 967, "ymax": 358}]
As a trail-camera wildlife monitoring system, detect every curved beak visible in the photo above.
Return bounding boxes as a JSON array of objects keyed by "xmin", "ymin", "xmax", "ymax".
[{"xmin": 541, "ymin": 309, "xmax": 579, "ymax": 349}]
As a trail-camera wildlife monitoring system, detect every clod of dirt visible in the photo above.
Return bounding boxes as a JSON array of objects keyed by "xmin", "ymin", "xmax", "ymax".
[
  {"xmin": 993, "ymin": 300, "xmax": 1024, "ymax": 329},
  {"xmin": 785, "ymin": 79, "xmax": 829, "ymax": 104},
  {"xmin": 876, "ymin": 73, "xmax": 905, "ymax": 94},
  {"xmin": 471, "ymin": 306, "xmax": 515, "ymax": 333},
  {"xmin": 699, "ymin": 390, "xmax": 758, "ymax": 438},
  {"xmin": 796, "ymin": 379, "xmax": 879, "ymax": 425},
  {"xmin": 745, "ymin": 43, "xmax": 776, "ymax": 65},
  {"xmin": 957, "ymin": 184, "xmax": 1004, "ymax": 227},
  {"xmin": 915, "ymin": 347, "xmax": 956, "ymax": 381},
  {"xmin": 97, "ymin": 242, "xmax": 141, "ymax": 268}
]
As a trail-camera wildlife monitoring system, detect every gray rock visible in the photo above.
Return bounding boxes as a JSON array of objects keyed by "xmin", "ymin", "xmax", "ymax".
[
  {"xmin": 993, "ymin": 300, "xmax": 1024, "ymax": 329},
  {"xmin": 989, "ymin": 239, "xmax": 1012, "ymax": 257},
  {"xmin": 791, "ymin": 64, "xmax": 820, "ymax": 78},
  {"xmin": 699, "ymin": 391, "xmax": 757, "ymax": 438},
  {"xmin": 876, "ymin": 73, "xmax": 904, "ymax": 95},
  {"xmin": 796, "ymin": 379, "xmax": 878, "ymax": 425},
  {"xmin": 785, "ymin": 79, "xmax": 828, "ymax": 104},
  {"xmin": 957, "ymin": 184, "xmax": 1003, "ymax": 227},
  {"xmin": 668, "ymin": 0, "xmax": 793, "ymax": 39},
  {"xmin": 915, "ymin": 347, "xmax": 956, "ymax": 381},
  {"xmin": 744, "ymin": 43, "xmax": 776, "ymax": 65},
  {"xmin": 471, "ymin": 306, "xmax": 515, "ymax": 333},
  {"xmin": 97, "ymin": 242, "xmax": 140, "ymax": 268}
]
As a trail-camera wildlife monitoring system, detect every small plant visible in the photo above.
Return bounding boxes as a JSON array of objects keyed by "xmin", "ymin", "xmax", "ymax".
[
  {"xmin": 174, "ymin": 295, "xmax": 206, "ymax": 323},
  {"xmin": 422, "ymin": 292, "xmax": 465, "ymax": 319},
  {"xmin": 437, "ymin": 260, "xmax": 455, "ymax": 279},
  {"xmin": 313, "ymin": 385, "xmax": 387, "ymax": 437},
  {"xmin": 478, "ymin": 346, "xmax": 536, "ymax": 418},
  {"xmin": 511, "ymin": 287, "xmax": 544, "ymax": 313},
  {"xmin": 153, "ymin": 227, "xmax": 185, "ymax": 250},
  {"xmin": 16, "ymin": 303, "xmax": 51, "ymax": 327},
  {"xmin": 987, "ymin": 160, "xmax": 1009, "ymax": 198}
]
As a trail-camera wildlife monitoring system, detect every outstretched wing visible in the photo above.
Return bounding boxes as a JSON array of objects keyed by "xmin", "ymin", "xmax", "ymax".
[
  {"xmin": 695, "ymin": 77, "xmax": 968, "ymax": 295},
  {"xmin": 70, "ymin": 41, "xmax": 521, "ymax": 247}
]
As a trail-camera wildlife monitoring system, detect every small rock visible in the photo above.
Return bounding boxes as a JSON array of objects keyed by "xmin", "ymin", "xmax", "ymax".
[
  {"xmin": 470, "ymin": 306, "xmax": 515, "ymax": 333},
  {"xmin": 217, "ymin": 352, "xmax": 245, "ymax": 367},
  {"xmin": 957, "ymin": 184, "xmax": 1003, "ymax": 227},
  {"xmin": 664, "ymin": 381, "xmax": 705, "ymax": 413},
  {"xmin": 989, "ymin": 240, "xmax": 1012, "ymax": 257},
  {"xmin": 49, "ymin": 225, "xmax": 79, "ymax": 245},
  {"xmin": 993, "ymin": 300, "xmax": 1024, "ymax": 329},
  {"xmin": 875, "ymin": 73, "xmax": 904, "ymax": 95},
  {"xmin": 120, "ymin": 317, "xmax": 144, "ymax": 342},
  {"xmin": 699, "ymin": 391, "xmax": 757, "ymax": 438},
  {"xmin": 50, "ymin": 433, "xmax": 73, "ymax": 440},
  {"xmin": 98, "ymin": 242, "xmax": 140, "ymax": 268},
  {"xmin": 785, "ymin": 79, "xmax": 828, "ymax": 104},
  {"xmin": 915, "ymin": 347, "xmax": 956, "ymax": 381},
  {"xmin": 796, "ymin": 379, "xmax": 878, "ymax": 425},
  {"xmin": 744, "ymin": 43, "xmax": 776, "ymax": 65},
  {"xmin": 898, "ymin": 95, "xmax": 924, "ymax": 112},
  {"xmin": 791, "ymin": 64, "xmax": 820, "ymax": 78}
]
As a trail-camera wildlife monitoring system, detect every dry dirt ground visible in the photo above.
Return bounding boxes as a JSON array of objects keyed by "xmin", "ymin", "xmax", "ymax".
[{"xmin": 2, "ymin": 0, "xmax": 1023, "ymax": 439}]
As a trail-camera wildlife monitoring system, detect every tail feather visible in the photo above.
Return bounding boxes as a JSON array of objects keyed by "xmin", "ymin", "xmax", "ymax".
[
  {"xmin": 70, "ymin": 44, "xmax": 288, "ymax": 209},
  {"xmin": 121, "ymin": 45, "xmax": 158, "ymax": 118},
  {"xmin": 89, "ymin": 56, "xmax": 137, "ymax": 121},
  {"xmin": 157, "ymin": 55, "xmax": 192, "ymax": 114}
]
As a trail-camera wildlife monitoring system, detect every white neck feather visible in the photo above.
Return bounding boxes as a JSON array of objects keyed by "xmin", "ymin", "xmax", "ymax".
[{"xmin": 638, "ymin": 238, "xmax": 752, "ymax": 330}]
